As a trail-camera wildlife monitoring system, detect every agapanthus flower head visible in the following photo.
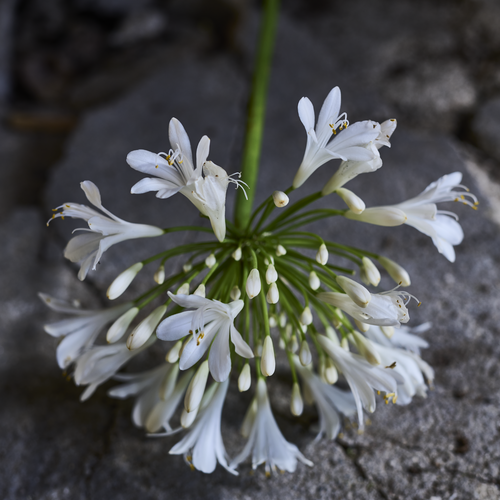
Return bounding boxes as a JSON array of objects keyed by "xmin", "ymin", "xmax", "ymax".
[
  {"xmin": 156, "ymin": 293, "xmax": 253, "ymax": 382},
  {"xmin": 293, "ymin": 86, "xmax": 381, "ymax": 188},
  {"xmin": 231, "ymin": 379, "xmax": 313, "ymax": 474},
  {"xmin": 48, "ymin": 181, "xmax": 163, "ymax": 280}
]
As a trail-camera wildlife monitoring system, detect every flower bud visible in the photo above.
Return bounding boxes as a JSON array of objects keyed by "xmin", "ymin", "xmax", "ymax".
[
  {"xmin": 326, "ymin": 326, "xmax": 340, "ymax": 345},
  {"xmin": 154, "ymin": 264, "xmax": 165, "ymax": 284},
  {"xmin": 266, "ymin": 283, "xmax": 279, "ymax": 304},
  {"xmin": 290, "ymin": 383, "xmax": 303, "ymax": 416},
  {"xmin": 299, "ymin": 340, "xmax": 312, "ymax": 366},
  {"xmin": 272, "ymin": 190, "xmax": 289, "ymax": 207},
  {"xmin": 184, "ymin": 360, "xmax": 209, "ymax": 413},
  {"xmin": 238, "ymin": 364, "xmax": 251, "ymax": 392},
  {"xmin": 341, "ymin": 336, "xmax": 349, "ymax": 351},
  {"xmin": 351, "ymin": 331, "xmax": 381, "ymax": 366},
  {"xmin": 232, "ymin": 247, "xmax": 242, "ymax": 261},
  {"xmin": 360, "ymin": 257, "xmax": 380, "ymax": 287},
  {"xmin": 176, "ymin": 282, "xmax": 190, "ymax": 295},
  {"xmin": 300, "ymin": 306, "xmax": 313, "ymax": 326},
  {"xmin": 378, "ymin": 256, "xmax": 411, "ymax": 287},
  {"xmin": 279, "ymin": 312, "xmax": 287, "ymax": 328},
  {"xmin": 230, "ymin": 285, "xmax": 241, "ymax": 301},
  {"xmin": 107, "ymin": 262, "xmax": 143, "ymax": 300},
  {"xmin": 380, "ymin": 326, "xmax": 395, "ymax": 338},
  {"xmin": 336, "ymin": 187, "xmax": 366, "ymax": 214},
  {"xmin": 126, "ymin": 305, "xmax": 166, "ymax": 350},
  {"xmin": 345, "ymin": 207, "xmax": 407, "ymax": 226},
  {"xmin": 246, "ymin": 269, "xmax": 261, "ymax": 299},
  {"xmin": 261, "ymin": 336, "xmax": 275, "ymax": 377},
  {"xmin": 288, "ymin": 334, "xmax": 299, "ymax": 353},
  {"xmin": 324, "ymin": 357, "xmax": 338, "ymax": 385},
  {"xmin": 193, "ymin": 284, "xmax": 205, "ymax": 297},
  {"xmin": 276, "ymin": 244, "xmax": 287, "ymax": 256},
  {"xmin": 285, "ymin": 323, "xmax": 293, "ymax": 338},
  {"xmin": 269, "ymin": 315, "xmax": 277, "ymax": 328},
  {"xmin": 180, "ymin": 407, "xmax": 198, "ymax": 429},
  {"xmin": 265, "ymin": 264, "xmax": 278, "ymax": 284},
  {"xmin": 336, "ymin": 276, "xmax": 371, "ymax": 308},
  {"xmin": 166, "ymin": 339, "xmax": 183, "ymax": 363},
  {"xmin": 183, "ymin": 263, "xmax": 192, "ymax": 273},
  {"xmin": 316, "ymin": 243, "xmax": 328, "ymax": 265},
  {"xmin": 279, "ymin": 337, "xmax": 286, "ymax": 349},
  {"xmin": 354, "ymin": 318, "xmax": 370, "ymax": 333},
  {"xmin": 106, "ymin": 307, "xmax": 139, "ymax": 343},
  {"xmin": 309, "ymin": 271, "xmax": 320, "ymax": 290},
  {"xmin": 205, "ymin": 253, "xmax": 216, "ymax": 268}
]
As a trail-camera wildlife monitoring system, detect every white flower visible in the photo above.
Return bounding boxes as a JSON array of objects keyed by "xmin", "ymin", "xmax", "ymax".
[
  {"xmin": 346, "ymin": 173, "xmax": 477, "ymax": 262},
  {"xmin": 294, "ymin": 359, "xmax": 357, "ymax": 440},
  {"xmin": 40, "ymin": 292, "xmax": 131, "ymax": 369},
  {"xmin": 156, "ymin": 293, "xmax": 253, "ymax": 382},
  {"xmin": 316, "ymin": 243, "xmax": 328, "ymax": 265},
  {"xmin": 322, "ymin": 119, "xmax": 396, "ymax": 195},
  {"xmin": 127, "ymin": 118, "xmax": 246, "ymax": 242},
  {"xmin": 261, "ymin": 336, "xmax": 276, "ymax": 377},
  {"xmin": 290, "ymin": 383, "xmax": 303, "ymax": 416},
  {"xmin": 245, "ymin": 268, "xmax": 261, "ymax": 299},
  {"xmin": 336, "ymin": 276, "xmax": 371, "ymax": 308},
  {"xmin": 107, "ymin": 263, "xmax": 143, "ymax": 300},
  {"xmin": 318, "ymin": 288, "xmax": 418, "ymax": 327},
  {"xmin": 360, "ymin": 257, "xmax": 381, "ymax": 287},
  {"xmin": 309, "ymin": 271, "xmax": 320, "ymax": 290},
  {"xmin": 49, "ymin": 181, "xmax": 163, "ymax": 280},
  {"xmin": 316, "ymin": 335, "xmax": 401, "ymax": 429},
  {"xmin": 378, "ymin": 256, "xmax": 411, "ymax": 287},
  {"xmin": 266, "ymin": 283, "xmax": 279, "ymax": 304},
  {"xmin": 293, "ymin": 87, "xmax": 381, "ymax": 188},
  {"xmin": 74, "ymin": 338, "xmax": 153, "ymax": 401},
  {"xmin": 238, "ymin": 364, "xmax": 251, "ymax": 392},
  {"xmin": 170, "ymin": 379, "xmax": 237, "ymax": 475},
  {"xmin": 272, "ymin": 190, "xmax": 289, "ymax": 207},
  {"xmin": 231, "ymin": 379, "xmax": 313, "ymax": 474},
  {"xmin": 364, "ymin": 323, "xmax": 431, "ymax": 356}
]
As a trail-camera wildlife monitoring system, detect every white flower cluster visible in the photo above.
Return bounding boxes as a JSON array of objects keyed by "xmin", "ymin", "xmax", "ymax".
[{"xmin": 41, "ymin": 86, "xmax": 475, "ymax": 475}]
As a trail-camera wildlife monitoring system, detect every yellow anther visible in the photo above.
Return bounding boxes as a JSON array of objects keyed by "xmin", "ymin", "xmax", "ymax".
[
  {"xmin": 265, "ymin": 470, "xmax": 271, "ymax": 478},
  {"xmin": 61, "ymin": 216, "xmax": 65, "ymax": 220},
  {"xmin": 392, "ymin": 394, "xmax": 398, "ymax": 404},
  {"xmin": 460, "ymin": 195, "xmax": 465, "ymax": 200},
  {"xmin": 190, "ymin": 463, "xmax": 195, "ymax": 471},
  {"xmin": 155, "ymin": 165, "xmax": 158, "ymax": 169},
  {"xmin": 385, "ymin": 362, "xmax": 397, "ymax": 369},
  {"xmin": 472, "ymin": 205, "xmax": 478, "ymax": 210},
  {"xmin": 52, "ymin": 214, "xmax": 55, "ymax": 219},
  {"xmin": 189, "ymin": 330, "xmax": 193, "ymax": 334},
  {"xmin": 418, "ymin": 302, "xmax": 422, "ymax": 307},
  {"xmin": 196, "ymin": 332, "xmax": 204, "ymax": 346},
  {"xmin": 52, "ymin": 208, "xmax": 58, "ymax": 211},
  {"xmin": 65, "ymin": 204, "xmax": 70, "ymax": 208},
  {"xmin": 377, "ymin": 390, "xmax": 381, "ymax": 395}
]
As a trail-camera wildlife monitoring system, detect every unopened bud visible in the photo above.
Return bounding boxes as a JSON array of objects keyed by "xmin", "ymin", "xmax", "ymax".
[
  {"xmin": 261, "ymin": 336, "xmax": 275, "ymax": 377},
  {"xmin": 341, "ymin": 337, "xmax": 349, "ymax": 351},
  {"xmin": 276, "ymin": 244, "xmax": 287, "ymax": 256},
  {"xmin": 230, "ymin": 285, "xmax": 241, "ymax": 301},
  {"xmin": 272, "ymin": 190, "xmax": 289, "ymax": 207},
  {"xmin": 354, "ymin": 319, "xmax": 370, "ymax": 332},
  {"xmin": 176, "ymin": 282, "xmax": 190, "ymax": 295},
  {"xmin": 324, "ymin": 357, "xmax": 338, "ymax": 384},
  {"xmin": 126, "ymin": 305, "xmax": 166, "ymax": 350},
  {"xmin": 279, "ymin": 312, "xmax": 287, "ymax": 328},
  {"xmin": 300, "ymin": 306, "xmax": 313, "ymax": 326},
  {"xmin": 266, "ymin": 283, "xmax": 279, "ymax": 304},
  {"xmin": 193, "ymin": 284, "xmax": 205, "ymax": 297},
  {"xmin": 288, "ymin": 334, "xmax": 299, "ymax": 353},
  {"xmin": 326, "ymin": 326, "xmax": 340, "ymax": 345},
  {"xmin": 180, "ymin": 407, "xmax": 198, "ymax": 428},
  {"xmin": 316, "ymin": 243, "xmax": 328, "ymax": 265},
  {"xmin": 309, "ymin": 271, "xmax": 320, "ymax": 290},
  {"xmin": 154, "ymin": 264, "xmax": 165, "ymax": 284},
  {"xmin": 279, "ymin": 337, "xmax": 286, "ymax": 349},
  {"xmin": 266, "ymin": 264, "xmax": 278, "ymax": 284},
  {"xmin": 380, "ymin": 326, "xmax": 395, "ymax": 338},
  {"xmin": 166, "ymin": 339, "xmax": 183, "ymax": 363},
  {"xmin": 299, "ymin": 340, "xmax": 312, "ymax": 366},
  {"xmin": 336, "ymin": 276, "xmax": 371, "ymax": 308},
  {"xmin": 345, "ymin": 207, "xmax": 407, "ymax": 227},
  {"xmin": 378, "ymin": 256, "xmax": 411, "ymax": 287},
  {"xmin": 107, "ymin": 262, "xmax": 143, "ymax": 300},
  {"xmin": 184, "ymin": 360, "xmax": 209, "ymax": 413},
  {"xmin": 107, "ymin": 307, "xmax": 139, "ymax": 343},
  {"xmin": 269, "ymin": 315, "xmax": 277, "ymax": 328},
  {"xmin": 291, "ymin": 383, "xmax": 303, "ymax": 416},
  {"xmin": 238, "ymin": 364, "xmax": 251, "ymax": 392},
  {"xmin": 232, "ymin": 247, "xmax": 242, "ymax": 261},
  {"xmin": 360, "ymin": 256, "xmax": 381, "ymax": 287},
  {"xmin": 183, "ymin": 263, "xmax": 192, "ymax": 273},
  {"xmin": 336, "ymin": 187, "xmax": 366, "ymax": 214},
  {"xmin": 351, "ymin": 331, "xmax": 381, "ymax": 366},
  {"xmin": 246, "ymin": 269, "xmax": 261, "ymax": 299},
  {"xmin": 205, "ymin": 253, "xmax": 216, "ymax": 268}
]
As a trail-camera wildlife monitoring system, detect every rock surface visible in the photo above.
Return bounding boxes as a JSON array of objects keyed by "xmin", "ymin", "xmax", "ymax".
[{"xmin": 2, "ymin": 1, "xmax": 500, "ymax": 499}]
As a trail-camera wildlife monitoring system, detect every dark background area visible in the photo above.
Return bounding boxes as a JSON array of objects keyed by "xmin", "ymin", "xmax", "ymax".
[{"xmin": 1, "ymin": 0, "xmax": 500, "ymax": 499}]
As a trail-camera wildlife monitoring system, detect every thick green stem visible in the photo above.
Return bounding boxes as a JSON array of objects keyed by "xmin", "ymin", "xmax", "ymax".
[{"xmin": 234, "ymin": 0, "xmax": 280, "ymax": 228}]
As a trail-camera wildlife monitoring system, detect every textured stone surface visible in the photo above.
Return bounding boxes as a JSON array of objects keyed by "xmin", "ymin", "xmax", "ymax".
[
  {"xmin": 471, "ymin": 97, "xmax": 500, "ymax": 162},
  {"xmin": 3, "ymin": 1, "xmax": 500, "ymax": 499}
]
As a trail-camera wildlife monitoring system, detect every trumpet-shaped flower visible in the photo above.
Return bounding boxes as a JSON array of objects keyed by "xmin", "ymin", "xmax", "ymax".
[
  {"xmin": 318, "ymin": 288, "xmax": 418, "ymax": 327},
  {"xmin": 231, "ymin": 379, "xmax": 313, "ymax": 474},
  {"xmin": 364, "ymin": 323, "xmax": 431, "ymax": 355},
  {"xmin": 293, "ymin": 87, "xmax": 381, "ymax": 188},
  {"xmin": 316, "ymin": 335, "xmax": 402, "ymax": 429},
  {"xmin": 170, "ymin": 379, "xmax": 236, "ymax": 475},
  {"xmin": 40, "ymin": 293, "xmax": 131, "ymax": 369},
  {"xmin": 49, "ymin": 181, "xmax": 163, "ymax": 280},
  {"xmin": 294, "ymin": 359, "xmax": 357, "ymax": 440},
  {"xmin": 127, "ymin": 118, "xmax": 246, "ymax": 242},
  {"xmin": 156, "ymin": 293, "xmax": 253, "ymax": 382},
  {"xmin": 345, "ymin": 172, "xmax": 477, "ymax": 262}
]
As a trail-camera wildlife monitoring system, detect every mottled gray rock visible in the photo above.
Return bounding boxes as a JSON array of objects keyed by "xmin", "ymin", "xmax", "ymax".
[
  {"xmin": 471, "ymin": 96, "xmax": 500, "ymax": 162},
  {"xmin": 0, "ymin": 0, "xmax": 16, "ymax": 101}
]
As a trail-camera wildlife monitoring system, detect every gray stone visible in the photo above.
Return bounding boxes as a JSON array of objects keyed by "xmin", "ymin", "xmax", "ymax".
[
  {"xmin": 0, "ymin": 0, "xmax": 17, "ymax": 102},
  {"xmin": 471, "ymin": 96, "xmax": 500, "ymax": 162}
]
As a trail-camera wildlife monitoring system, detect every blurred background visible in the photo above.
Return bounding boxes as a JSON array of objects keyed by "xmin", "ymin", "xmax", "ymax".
[{"xmin": 1, "ymin": 0, "xmax": 500, "ymax": 499}]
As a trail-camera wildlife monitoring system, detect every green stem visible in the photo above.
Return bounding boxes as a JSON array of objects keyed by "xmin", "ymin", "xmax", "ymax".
[{"xmin": 234, "ymin": 0, "xmax": 280, "ymax": 228}]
